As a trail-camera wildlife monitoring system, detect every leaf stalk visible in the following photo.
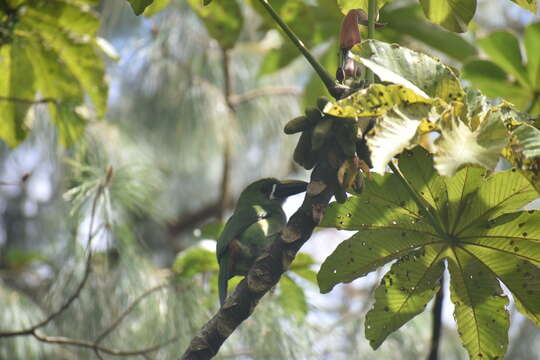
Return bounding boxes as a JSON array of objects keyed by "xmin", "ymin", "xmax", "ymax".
[{"xmin": 258, "ymin": 0, "xmax": 337, "ymax": 95}]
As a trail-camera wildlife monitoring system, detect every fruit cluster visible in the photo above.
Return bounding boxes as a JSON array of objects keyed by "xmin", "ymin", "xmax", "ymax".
[{"xmin": 284, "ymin": 96, "xmax": 372, "ymax": 202}]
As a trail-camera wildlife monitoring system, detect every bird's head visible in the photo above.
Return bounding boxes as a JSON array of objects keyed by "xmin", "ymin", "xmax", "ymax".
[{"xmin": 237, "ymin": 178, "xmax": 308, "ymax": 206}]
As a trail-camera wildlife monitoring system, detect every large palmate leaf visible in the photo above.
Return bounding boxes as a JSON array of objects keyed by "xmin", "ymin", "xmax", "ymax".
[
  {"xmin": 0, "ymin": 0, "xmax": 108, "ymax": 147},
  {"xmin": 318, "ymin": 147, "xmax": 539, "ymax": 357}
]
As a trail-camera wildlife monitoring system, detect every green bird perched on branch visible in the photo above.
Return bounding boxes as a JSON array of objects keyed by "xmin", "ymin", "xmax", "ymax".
[{"xmin": 217, "ymin": 178, "xmax": 308, "ymax": 306}]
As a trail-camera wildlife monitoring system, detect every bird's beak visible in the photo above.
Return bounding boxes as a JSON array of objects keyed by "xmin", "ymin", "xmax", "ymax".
[{"xmin": 274, "ymin": 180, "xmax": 308, "ymax": 198}]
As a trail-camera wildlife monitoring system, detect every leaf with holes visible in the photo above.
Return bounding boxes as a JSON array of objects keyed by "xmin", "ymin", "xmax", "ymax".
[
  {"xmin": 318, "ymin": 147, "xmax": 539, "ymax": 356},
  {"xmin": 323, "ymin": 83, "xmax": 431, "ymax": 118}
]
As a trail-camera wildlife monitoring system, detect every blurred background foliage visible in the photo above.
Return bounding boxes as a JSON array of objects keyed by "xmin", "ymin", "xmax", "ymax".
[{"xmin": 0, "ymin": 0, "xmax": 539, "ymax": 358}]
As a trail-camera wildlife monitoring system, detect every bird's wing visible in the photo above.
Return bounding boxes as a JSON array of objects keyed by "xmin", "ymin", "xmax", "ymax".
[
  {"xmin": 216, "ymin": 206, "xmax": 269, "ymax": 260},
  {"xmin": 217, "ymin": 206, "xmax": 269, "ymax": 306}
]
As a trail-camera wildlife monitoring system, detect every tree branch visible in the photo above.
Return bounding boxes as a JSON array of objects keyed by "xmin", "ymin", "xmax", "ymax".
[
  {"xmin": 427, "ymin": 274, "xmax": 444, "ymax": 360},
  {"xmin": 180, "ymin": 146, "xmax": 342, "ymax": 359},
  {"xmin": 167, "ymin": 202, "xmax": 229, "ymax": 238}
]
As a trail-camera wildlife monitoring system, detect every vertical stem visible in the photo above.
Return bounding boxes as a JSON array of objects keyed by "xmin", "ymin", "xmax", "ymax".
[
  {"xmin": 427, "ymin": 274, "xmax": 444, "ymax": 360},
  {"xmin": 366, "ymin": 0, "xmax": 377, "ymax": 84}
]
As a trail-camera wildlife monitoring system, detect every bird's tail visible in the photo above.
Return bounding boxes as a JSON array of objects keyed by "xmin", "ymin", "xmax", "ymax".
[{"xmin": 218, "ymin": 257, "xmax": 229, "ymax": 306}]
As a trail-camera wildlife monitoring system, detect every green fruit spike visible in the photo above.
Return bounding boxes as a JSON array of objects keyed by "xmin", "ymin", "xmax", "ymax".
[
  {"xmin": 284, "ymin": 116, "xmax": 310, "ymax": 135},
  {"xmin": 311, "ymin": 118, "xmax": 334, "ymax": 151},
  {"xmin": 293, "ymin": 128, "xmax": 317, "ymax": 170},
  {"xmin": 335, "ymin": 124, "xmax": 356, "ymax": 157},
  {"xmin": 305, "ymin": 107, "xmax": 323, "ymax": 124}
]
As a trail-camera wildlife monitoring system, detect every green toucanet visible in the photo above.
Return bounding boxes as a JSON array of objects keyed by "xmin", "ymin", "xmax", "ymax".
[{"xmin": 216, "ymin": 178, "xmax": 308, "ymax": 306}]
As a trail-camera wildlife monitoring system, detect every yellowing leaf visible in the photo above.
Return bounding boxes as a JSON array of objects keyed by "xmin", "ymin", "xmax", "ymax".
[{"xmin": 323, "ymin": 83, "xmax": 431, "ymax": 118}]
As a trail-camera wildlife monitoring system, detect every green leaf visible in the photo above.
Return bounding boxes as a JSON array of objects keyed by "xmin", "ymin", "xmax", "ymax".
[
  {"xmin": 524, "ymin": 22, "xmax": 540, "ymax": 88},
  {"xmin": 0, "ymin": 0, "xmax": 109, "ymax": 147},
  {"xmin": 318, "ymin": 148, "xmax": 539, "ymax": 354},
  {"xmin": 477, "ymin": 31, "xmax": 531, "ymax": 89},
  {"xmin": 277, "ymin": 275, "xmax": 308, "ymax": 320},
  {"xmin": 380, "ymin": 4, "xmax": 477, "ymax": 61},
  {"xmin": 23, "ymin": 38, "xmax": 87, "ymax": 146},
  {"xmin": 463, "ymin": 223, "xmax": 540, "ymax": 326},
  {"xmin": 187, "ymin": 0, "xmax": 243, "ymax": 50},
  {"xmin": 25, "ymin": 0, "xmax": 100, "ymax": 37},
  {"xmin": 126, "ymin": 0, "xmax": 154, "ymax": 15},
  {"xmin": 0, "ymin": 39, "xmax": 34, "ymax": 146},
  {"xmin": 173, "ymin": 245, "xmax": 219, "ymax": 278},
  {"xmin": 323, "ymin": 83, "xmax": 431, "ymax": 118},
  {"xmin": 21, "ymin": 14, "xmax": 108, "ymax": 118},
  {"xmin": 198, "ymin": 221, "xmax": 225, "ymax": 240},
  {"xmin": 448, "ymin": 247, "xmax": 510, "ymax": 360},
  {"xmin": 143, "ymin": 0, "xmax": 172, "ymax": 17},
  {"xmin": 290, "ymin": 252, "xmax": 317, "ymax": 284},
  {"xmin": 352, "ymin": 40, "xmax": 464, "ymax": 101},
  {"xmin": 450, "ymin": 165, "xmax": 537, "ymax": 235},
  {"xmin": 365, "ymin": 246, "xmax": 445, "ymax": 349},
  {"xmin": 337, "ymin": 0, "xmax": 389, "ymax": 15},
  {"xmin": 510, "ymin": 0, "xmax": 537, "ymax": 13},
  {"xmin": 462, "ymin": 59, "xmax": 531, "ymax": 109},
  {"xmin": 419, "ymin": 0, "xmax": 476, "ymax": 33}
]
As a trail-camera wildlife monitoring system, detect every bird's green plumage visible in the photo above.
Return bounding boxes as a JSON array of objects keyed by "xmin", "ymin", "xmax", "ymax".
[{"xmin": 216, "ymin": 178, "xmax": 307, "ymax": 306}]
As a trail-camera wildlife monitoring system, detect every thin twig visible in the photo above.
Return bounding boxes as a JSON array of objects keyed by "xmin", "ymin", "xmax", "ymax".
[
  {"xmin": 229, "ymin": 87, "xmax": 302, "ymax": 105},
  {"xmin": 0, "ymin": 182, "xmax": 104, "ymax": 337},
  {"xmin": 427, "ymin": 274, "xmax": 444, "ymax": 360},
  {"xmin": 32, "ymin": 330, "xmax": 179, "ymax": 356},
  {"xmin": 94, "ymin": 284, "xmax": 169, "ymax": 354}
]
